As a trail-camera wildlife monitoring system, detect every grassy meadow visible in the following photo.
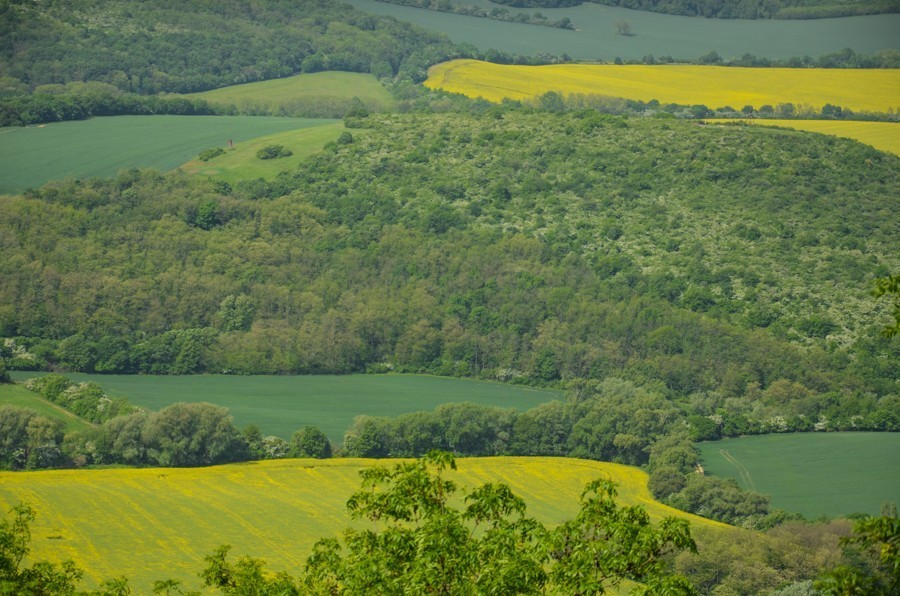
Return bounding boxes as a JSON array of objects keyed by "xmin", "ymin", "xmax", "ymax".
[
  {"xmin": 178, "ymin": 121, "xmax": 344, "ymax": 184},
  {"xmin": 711, "ymin": 119, "xmax": 900, "ymax": 155},
  {"xmin": 0, "ymin": 116, "xmax": 337, "ymax": 195},
  {"xmin": 345, "ymin": 0, "xmax": 900, "ymax": 60},
  {"xmin": 8, "ymin": 373, "xmax": 561, "ymax": 442},
  {"xmin": 183, "ymin": 71, "xmax": 395, "ymax": 115},
  {"xmin": 0, "ymin": 456, "xmax": 725, "ymax": 591},
  {"xmin": 697, "ymin": 433, "xmax": 900, "ymax": 518},
  {"xmin": 0, "ymin": 383, "xmax": 94, "ymax": 433},
  {"xmin": 426, "ymin": 59, "xmax": 900, "ymax": 113}
]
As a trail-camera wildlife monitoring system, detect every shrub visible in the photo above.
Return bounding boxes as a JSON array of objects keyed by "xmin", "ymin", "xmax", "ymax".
[
  {"xmin": 198, "ymin": 147, "xmax": 225, "ymax": 161},
  {"xmin": 256, "ymin": 144, "xmax": 293, "ymax": 160}
]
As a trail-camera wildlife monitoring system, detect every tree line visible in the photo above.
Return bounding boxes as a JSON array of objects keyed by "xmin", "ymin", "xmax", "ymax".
[
  {"xmin": 374, "ymin": 0, "xmax": 576, "ymax": 29},
  {"xmin": 5, "ymin": 371, "xmax": 896, "ymax": 529}
]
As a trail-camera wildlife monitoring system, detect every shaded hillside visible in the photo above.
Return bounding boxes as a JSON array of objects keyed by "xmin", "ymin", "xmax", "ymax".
[
  {"xmin": 0, "ymin": 0, "xmax": 454, "ymax": 93},
  {"xmin": 0, "ymin": 110, "xmax": 897, "ymax": 398}
]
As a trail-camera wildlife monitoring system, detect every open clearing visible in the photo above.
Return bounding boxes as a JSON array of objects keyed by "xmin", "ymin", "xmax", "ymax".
[
  {"xmin": 697, "ymin": 433, "xmax": 900, "ymax": 518},
  {"xmin": 346, "ymin": 0, "xmax": 899, "ymax": 60},
  {"xmin": 178, "ymin": 121, "xmax": 345, "ymax": 184},
  {"xmin": 426, "ymin": 59, "xmax": 900, "ymax": 113},
  {"xmin": 0, "ymin": 116, "xmax": 336, "ymax": 195},
  {"xmin": 184, "ymin": 71, "xmax": 395, "ymax": 114},
  {"xmin": 712, "ymin": 120, "xmax": 900, "ymax": 155},
  {"xmin": 8, "ymin": 373, "xmax": 561, "ymax": 442},
  {"xmin": 0, "ymin": 456, "xmax": 724, "ymax": 591}
]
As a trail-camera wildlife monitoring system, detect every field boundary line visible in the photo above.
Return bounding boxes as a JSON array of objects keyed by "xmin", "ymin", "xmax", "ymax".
[{"xmin": 719, "ymin": 449, "xmax": 755, "ymax": 491}]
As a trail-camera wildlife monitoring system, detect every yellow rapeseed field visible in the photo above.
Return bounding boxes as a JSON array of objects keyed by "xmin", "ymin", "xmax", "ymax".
[
  {"xmin": 425, "ymin": 59, "xmax": 900, "ymax": 113},
  {"xmin": 711, "ymin": 119, "xmax": 900, "ymax": 155},
  {"xmin": 0, "ymin": 457, "xmax": 725, "ymax": 591}
]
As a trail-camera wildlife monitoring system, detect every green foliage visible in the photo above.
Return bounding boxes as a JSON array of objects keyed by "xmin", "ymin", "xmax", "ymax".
[
  {"xmin": 290, "ymin": 426, "xmax": 332, "ymax": 459},
  {"xmin": 255, "ymin": 145, "xmax": 293, "ymax": 160},
  {"xmin": 198, "ymin": 148, "xmax": 225, "ymax": 162},
  {"xmin": 141, "ymin": 403, "xmax": 248, "ymax": 467},
  {"xmin": 200, "ymin": 545, "xmax": 297, "ymax": 595},
  {"xmin": 377, "ymin": 0, "xmax": 578, "ymax": 29},
  {"xmin": 667, "ymin": 475, "xmax": 770, "ymax": 527},
  {"xmin": 301, "ymin": 451, "xmax": 548, "ymax": 593},
  {"xmin": 24, "ymin": 374, "xmax": 138, "ymax": 424},
  {"xmin": 296, "ymin": 452, "xmax": 696, "ymax": 594},
  {"xmin": 815, "ymin": 515, "xmax": 900, "ymax": 595},
  {"xmin": 0, "ymin": 0, "xmax": 454, "ymax": 96},
  {"xmin": 873, "ymin": 274, "xmax": 900, "ymax": 338},
  {"xmin": 0, "ymin": 503, "xmax": 83, "ymax": 594},
  {"xmin": 549, "ymin": 479, "xmax": 697, "ymax": 594}
]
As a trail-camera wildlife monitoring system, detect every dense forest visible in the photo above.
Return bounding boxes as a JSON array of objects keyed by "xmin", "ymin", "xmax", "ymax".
[
  {"xmin": 2, "ymin": 111, "xmax": 897, "ymax": 386},
  {"xmin": 0, "ymin": 0, "xmax": 457, "ymax": 93},
  {"xmin": 488, "ymin": 0, "xmax": 900, "ymax": 19}
]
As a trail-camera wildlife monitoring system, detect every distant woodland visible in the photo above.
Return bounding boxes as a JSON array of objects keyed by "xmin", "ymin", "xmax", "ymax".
[{"xmin": 2, "ymin": 110, "xmax": 897, "ymax": 392}]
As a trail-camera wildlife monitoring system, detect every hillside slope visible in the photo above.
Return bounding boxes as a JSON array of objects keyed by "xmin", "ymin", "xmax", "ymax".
[{"xmin": 1, "ymin": 111, "xmax": 897, "ymax": 400}]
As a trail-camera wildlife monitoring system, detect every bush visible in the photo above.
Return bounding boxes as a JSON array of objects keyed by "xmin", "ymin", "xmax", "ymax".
[
  {"xmin": 256, "ymin": 144, "xmax": 293, "ymax": 160},
  {"xmin": 198, "ymin": 147, "xmax": 225, "ymax": 161}
]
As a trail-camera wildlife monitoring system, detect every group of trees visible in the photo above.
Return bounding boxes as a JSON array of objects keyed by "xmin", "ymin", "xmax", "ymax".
[
  {"xmin": 0, "ymin": 392, "xmax": 332, "ymax": 471},
  {"xmin": 0, "ymin": 0, "xmax": 456, "ymax": 93},
  {"xmin": 376, "ymin": 0, "xmax": 576, "ymax": 29}
]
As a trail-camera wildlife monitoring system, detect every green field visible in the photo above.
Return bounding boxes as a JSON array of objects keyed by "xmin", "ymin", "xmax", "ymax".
[
  {"xmin": 0, "ymin": 116, "xmax": 337, "ymax": 195},
  {"xmin": 8, "ymin": 373, "xmax": 561, "ymax": 442},
  {"xmin": 0, "ymin": 456, "xmax": 724, "ymax": 591},
  {"xmin": 346, "ymin": 0, "xmax": 899, "ymax": 60},
  {"xmin": 178, "ymin": 121, "xmax": 345, "ymax": 184},
  {"xmin": 0, "ymin": 383, "xmax": 94, "ymax": 433},
  {"xmin": 697, "ymin": 433, "xmax": 900, "ymax": 518},
  {"xmin": 184, "ymin": 71, "xmax": 395, "ymax": 115}
]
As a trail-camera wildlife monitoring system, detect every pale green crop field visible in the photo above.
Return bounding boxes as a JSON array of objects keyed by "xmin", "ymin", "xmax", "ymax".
[
  {"xmin": 0, "ymin": 456, "xmax": 725, "ymax": 591},
  {"xmin": 9, "ymin": 373, "xmax": 561, "ymax": 442},
  {"xmin": 0, "ymin": 116, "xmax": 336, "ymax": 194},
  {"xmin": 178, "ymin": 121, "xmax": 345, "ymax": 184},
  {"xmin": 345, "ymin": 0, "xmax": 899, "ymax": 60},
  {"xmin": 698, "ymin": 432, "xmax": 900, "ymax": 518},
  {"xmin": 183, "ymin": 71, "xmax": 394, "ymax": 113}
]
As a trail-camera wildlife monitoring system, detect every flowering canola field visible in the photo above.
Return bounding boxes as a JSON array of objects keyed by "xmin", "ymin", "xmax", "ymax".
[
  {"xmin": 425, "ymin": 59, "xmax": 900, "ymax": 113},
  {"xmin": 0, "ymin": 457, "xmax": 724, "ymax": 591}
]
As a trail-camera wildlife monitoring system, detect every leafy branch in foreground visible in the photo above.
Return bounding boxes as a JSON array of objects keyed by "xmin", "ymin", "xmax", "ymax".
[
  {"xmin": 202, "ymin": 451, "xmax": 697, "ymax": 594},
  {"xmin": 0, "ymin": 503, "xmax": 83, "ymax": 594},
  {"xmin": 815, "ymin": 514, "xmax": 899, "ymax": 595}
]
